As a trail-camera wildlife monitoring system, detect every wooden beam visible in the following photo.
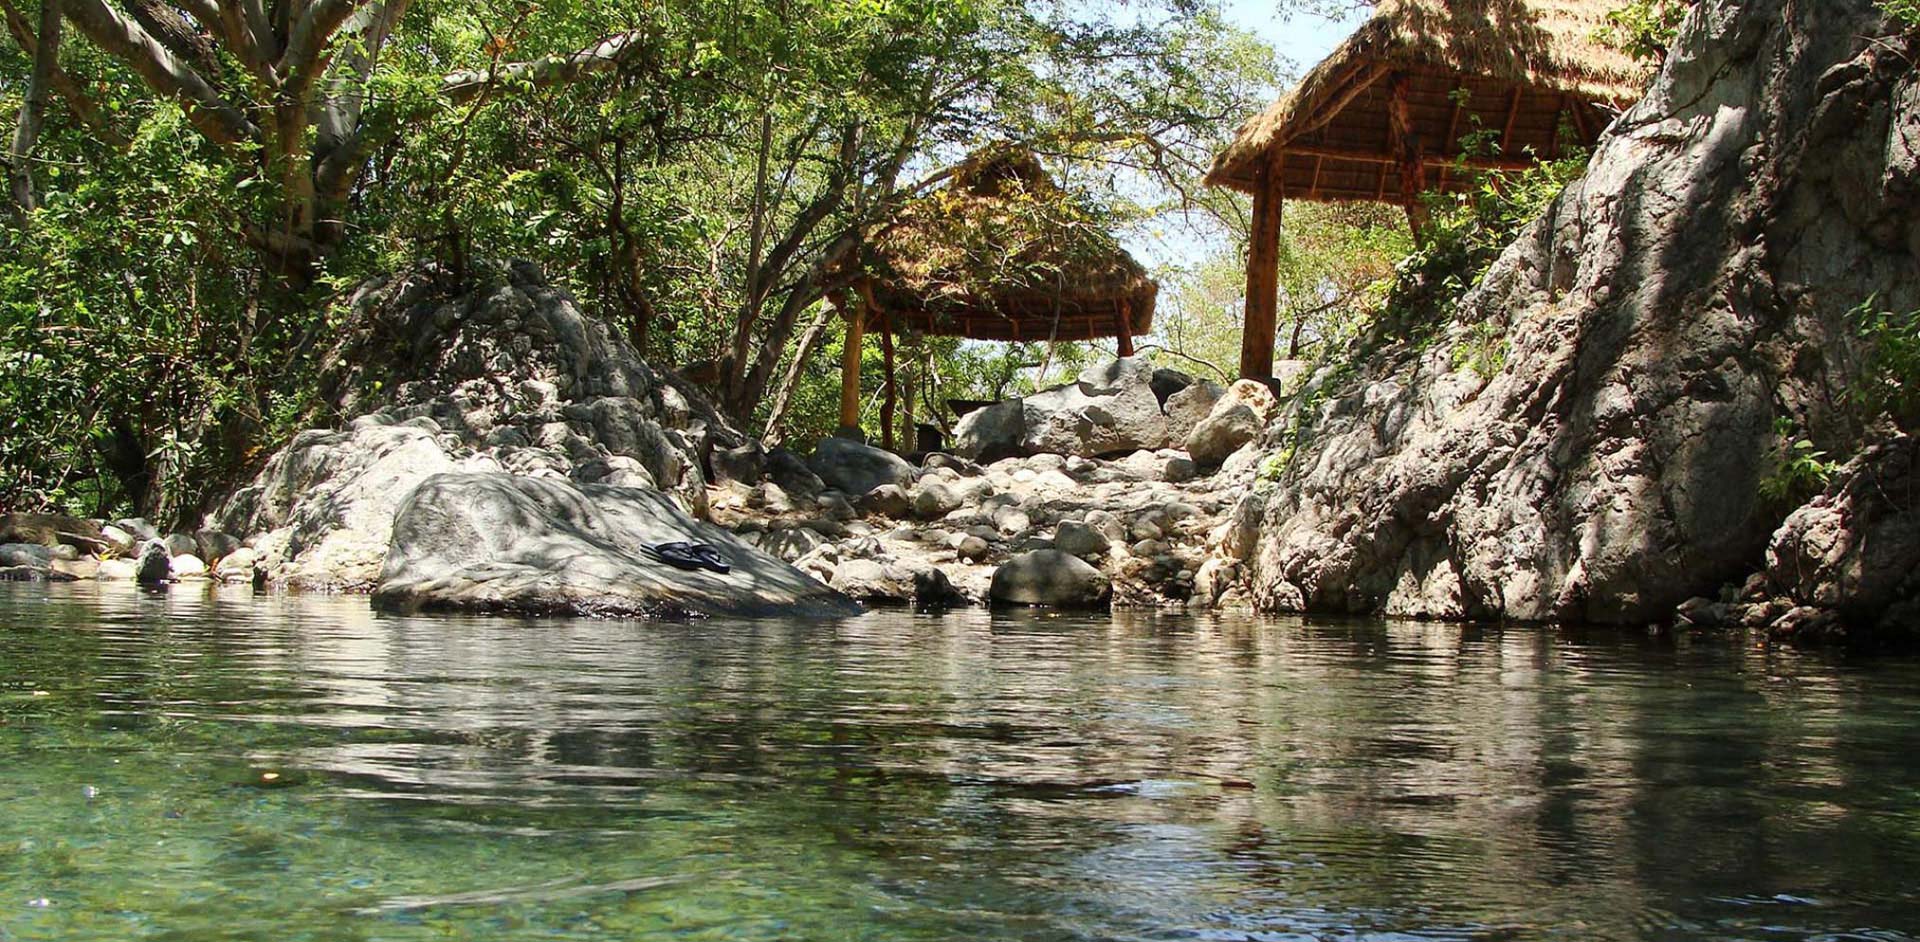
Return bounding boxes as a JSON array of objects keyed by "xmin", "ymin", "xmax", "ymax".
[
  {"xmin": 1568, "ymin": 99, "xmax": 1593, "ymax": 145},
  {"xmin": 880, "ymin": 308, "xmax": 897, "ymax": 452},
  {"xmin": 1278, "ymin": 144, "xmax": 1543, "ymax": 174},
  {"xmin": 1437, "ymin": 79, "xmax": 1465, "ymax": 193},
  {"xmin": 1499, "ymin": 85, "xmax": 1523, "ymax": 154},
  {"xmin": 837, "ymin": 290, "xmax": 865, "ymax": 434},
  {"xmin": 1285, "ymin": 61, "xmax": 1391, "ymax": 145},
  {"xmin": 1387, "ymin": 72, "xmax": 1429, "ymax": 241},
  {"xmin": 1240, "ymin": 154, "xmax": 1283, "ymax": 382},
  {"xmin": 1307, "ymin": 154, "xmax": 1324, "ymax": 200}
]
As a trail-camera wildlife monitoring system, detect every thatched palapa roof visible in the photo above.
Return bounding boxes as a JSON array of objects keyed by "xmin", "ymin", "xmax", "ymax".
[
  {"xmin": 1206, "ymin": 0, "xmax": 1644, "ymax": 200},
  {"xmin": 859, "ymin": 148, "xmax": 1157, "ymax": 343}
]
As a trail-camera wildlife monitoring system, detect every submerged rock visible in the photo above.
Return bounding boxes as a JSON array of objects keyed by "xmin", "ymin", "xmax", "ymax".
[
  {"xmin": 135, "ymin": 541, "xmax": 171, "ymax": 585},
  {"xmin": 989, "ymin": 550, "xmax": 1111, "ymax": 609},
  {"xmin": 373, "ymin": 473, "xmax": 860, "ymax": 618}
]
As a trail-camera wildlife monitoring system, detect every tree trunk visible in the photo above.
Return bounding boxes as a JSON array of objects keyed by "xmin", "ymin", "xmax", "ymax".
[
  {"xmin": 7, "ymin": 0, "xmax": 60, "ymax": 214},
  {"xmin": 760, "ymin": 304, "xmax": 836, "ymax": 448}
]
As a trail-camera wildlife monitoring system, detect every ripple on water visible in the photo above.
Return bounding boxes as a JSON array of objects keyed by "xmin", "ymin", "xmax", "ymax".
[{"xmin": 3, "ymin": 583, "xmax": 1920, "ymax": 942}]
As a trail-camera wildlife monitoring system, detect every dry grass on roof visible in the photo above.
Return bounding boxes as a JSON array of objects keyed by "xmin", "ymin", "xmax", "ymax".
[
  {"xmin": 1207, "ymin": 0, "xmax": 1645, "ymax": 188},
  {"xmin": 865, "ymin": 148, "xmax": 1156, "ymax": 320}
]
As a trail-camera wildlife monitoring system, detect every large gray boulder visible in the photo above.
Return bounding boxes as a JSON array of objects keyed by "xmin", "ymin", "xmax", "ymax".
[
  {"xmin": 1187, "ymin": 404, "xmax": 1263, "ymax": 468},
  {"xmin": 214, "ymin": 423, "xmax": 498, "ymax": 590},
  {"xmin": 808, "ymin": 436, "xmax": 915, "ymax": 497},
  {"xmin": 988, "ymin": 549, "xmax": 1111, "ymax": 609},
  {"xmin": 953, "ymin": 400, "xmax": 1026, "ymax": 464},
  {"xmin": 208, "ymin": 263, "xmax": 724, "ymax": 590},
  {"xmin": 1164, "ymin": 381, "xmax": 1225, "ymax": 443},
  {"xmin": 1022, "ymin": 358, "xmax": 1170, "ymax": 458},
  {"xmin": 828, "ymin": 559, "xmax": 966, "ymax": 607},
  {"xmin": 953, "ymin": 357, "xmax": 1172, "ymax": 461},
  {"xmin": 1230, "ymin": 0, "xmax": 1920, "ymax": 625},
  {"xmin": 373, "ymin": 473, "xmax": 860, "ymax": 618}
]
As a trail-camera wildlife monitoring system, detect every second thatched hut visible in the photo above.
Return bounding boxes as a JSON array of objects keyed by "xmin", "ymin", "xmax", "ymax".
[{"xmin": 834, "ymin": 148, "xmax": 1159, "ymax": 448}]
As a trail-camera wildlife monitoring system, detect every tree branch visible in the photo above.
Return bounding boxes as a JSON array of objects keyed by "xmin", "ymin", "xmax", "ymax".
[
  {"xmin": 0, "ymin": 0, "xmax": 124, "ymax": 146},
  {"xmin": 440, "ymin": 30, "xmax": 647, "ymax": 104},
  {"xmin": 63, "ymin": 0, "xmax": 257, "ymax": 148},
  {"xmin": 280, "ymin": 0, "xmax": 369, "ymax": 110}
]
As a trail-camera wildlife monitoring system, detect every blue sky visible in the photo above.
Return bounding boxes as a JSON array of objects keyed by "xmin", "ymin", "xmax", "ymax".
[
  {"xmin": 1222, "ymin": 0, "xmax": 1368, "ymax": 75},
  {"xmin": 1125, "ymin": 1, "xmax": 1370, "ymax": 271}
]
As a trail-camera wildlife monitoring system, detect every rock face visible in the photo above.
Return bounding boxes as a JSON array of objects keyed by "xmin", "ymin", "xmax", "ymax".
[
  {"xmin": 1229, "ymin": 0, "xmax": 1920, "ymax": 625},
  {"xmin": 1765, "ymin": 434, "xmax": 1919, "ymax": 637},
  {"xmin": 989, "ymin": 550, "xmax": 1112, "ymax": 609},
  {"xmin": 211, "ymin": 262, "xmax": 727, "ymax": 590},
  {"xmin": 954, "ymin": 357, "xmax": 1173, "ymax": 461},
  {"xmin": 373, "ymin": 473, "xmax": 859, "ymax": 618}
]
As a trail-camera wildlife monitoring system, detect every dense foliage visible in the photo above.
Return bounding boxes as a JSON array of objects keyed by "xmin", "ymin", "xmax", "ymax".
[{"xmin": 0, "ymin": 0, "xmax": 1276, "ymax": 519}]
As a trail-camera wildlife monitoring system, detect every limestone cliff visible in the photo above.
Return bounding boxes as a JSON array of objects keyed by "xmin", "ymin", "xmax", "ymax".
[{"xmin": 1226, "ymin": 0, "xmax": 1920, "ymax": 632}]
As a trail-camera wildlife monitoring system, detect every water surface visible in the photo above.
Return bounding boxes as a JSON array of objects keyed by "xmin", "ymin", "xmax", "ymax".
[{"xmin": 4, "ymin": 583, "xmax": 1918, "ymax": 940}]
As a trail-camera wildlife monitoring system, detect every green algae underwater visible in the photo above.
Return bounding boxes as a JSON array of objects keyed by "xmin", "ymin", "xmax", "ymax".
[{"xmin": 4, "ymin": 582, "xmax": 1920, "ymax": 941}]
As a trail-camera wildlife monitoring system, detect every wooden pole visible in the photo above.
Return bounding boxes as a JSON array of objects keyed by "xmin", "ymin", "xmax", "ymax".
[
  {"xmin": 1388, "ymin": 72, "xmax": 1429, "ymax": 242},
  {"xmin": 879, "ymin": 309, "xmax": 897, "ymax": 452},
  {"xmin": 1116, "ymin": 302, "xmax": 1136, "ymax": 358},
  {"xmin": 1240, "ymin": 153, "xmax": 1283, "ymax": 381},
  {"xmin": 837, "ymin": 291, "xmax": 865, "ymax": 435}
]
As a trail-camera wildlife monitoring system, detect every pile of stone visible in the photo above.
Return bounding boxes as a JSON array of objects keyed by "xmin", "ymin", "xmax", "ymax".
[
  {"xmin": 0, "ymin": 513, "xmax": 256, "ymax": 584},
  {"xmin": 707, "ymin": 428, "xmax": 1254, "ymax": 611},
  {"xmin": 210, "ymin": 262, "xmax": 723, "ymax": 592}
]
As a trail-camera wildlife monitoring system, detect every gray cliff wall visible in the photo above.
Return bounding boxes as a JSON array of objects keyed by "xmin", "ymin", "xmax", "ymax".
[{"xmin": 1229, "ymin": 0, "xmax": 1920, "ymax": 625}]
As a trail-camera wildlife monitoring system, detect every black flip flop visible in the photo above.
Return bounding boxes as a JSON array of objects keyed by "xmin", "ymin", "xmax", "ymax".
[{"xmin": 651, "ymin": 541, "xmax": 732, "ymax": 574}]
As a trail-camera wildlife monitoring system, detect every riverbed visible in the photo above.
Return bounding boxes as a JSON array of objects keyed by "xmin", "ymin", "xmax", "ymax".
[{"xmin": 3, "ymin": 583, "xmax": 1918, "ymax": 940}]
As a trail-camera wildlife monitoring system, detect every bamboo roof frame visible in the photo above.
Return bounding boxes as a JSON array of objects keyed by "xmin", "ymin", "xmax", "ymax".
[{"xmin": 1206, "ymin": 0, "xmax": 1644, "ymax": 201}]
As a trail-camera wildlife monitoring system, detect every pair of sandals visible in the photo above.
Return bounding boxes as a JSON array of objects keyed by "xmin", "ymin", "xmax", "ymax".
[{"xmin": 650, "ymin": 541, "xmax": 732, "ymax": 574}]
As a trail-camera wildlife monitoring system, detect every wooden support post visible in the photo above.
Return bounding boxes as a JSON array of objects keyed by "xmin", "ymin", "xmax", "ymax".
[
  {"xmin": 1499, "ymin": 86, "xmax": 1523, "ymax": 153},
  {"xmin": 1569, "ymin": 101, "xmax": 1593, "ymax": 145},
  {"xmin": 837, "ymin": 292, "xmax": 865, "ymax": 435},
  {"xmin": 879, "ymin": 309, "xmax": 897, "ymax": 452},
  {"xmin": 1116, "ymin": 303, "xmax": 1135, "ymax": 358},
  {"xmin": 1388, "ymin": 72, "xmax": 1429, "ymax": 242},
  {"xmin": 1437, "ymin": 79, "xmax": 1465, "ymax": 193},
  {"xmin": 1240, "ymin": 153, "xmax": 1284, "ymax": 382}
]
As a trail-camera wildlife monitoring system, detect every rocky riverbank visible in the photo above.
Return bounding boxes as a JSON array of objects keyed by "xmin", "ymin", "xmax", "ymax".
[
  {"xmin": 12, "ymin": 0, "xmax": 1918, "ymax": 641},
  {"xmin": 0, "ymin": 262, "xmax": 1275, "ymax": 618}
]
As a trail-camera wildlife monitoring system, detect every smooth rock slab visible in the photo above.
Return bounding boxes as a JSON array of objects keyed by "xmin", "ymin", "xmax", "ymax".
[{"xmin": 373, "ymin": 473, "xmax": 861, "ymax": 618}]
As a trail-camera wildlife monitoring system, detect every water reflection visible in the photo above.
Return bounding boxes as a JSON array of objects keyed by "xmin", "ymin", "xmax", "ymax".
[{"xmin": 3, "ymin": 583, "xmax": 1919, "ymax": 941}]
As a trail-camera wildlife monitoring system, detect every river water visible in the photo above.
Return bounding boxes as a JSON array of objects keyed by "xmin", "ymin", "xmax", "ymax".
[{"xmin": 3, "ymin": 583, "xmax": 1918, "ymax": 941}]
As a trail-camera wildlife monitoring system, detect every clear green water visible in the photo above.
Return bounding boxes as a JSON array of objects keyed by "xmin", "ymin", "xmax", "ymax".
[{"xmin": 4, "ymin": 584, "xmax": 1920, "ymax": 941}]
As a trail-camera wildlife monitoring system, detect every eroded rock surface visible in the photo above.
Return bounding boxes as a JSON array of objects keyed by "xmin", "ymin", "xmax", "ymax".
[
  {"xmin": 212, "ymin": 262, "xmax": 728, "ymax": 590},
  {"xmin": 1763, "ymin": 434, "xmax": 1919, "ymax": 640},
  {"xmin": 1225, "ymin": 1, "xmax": 1920, "ymax": 627}
]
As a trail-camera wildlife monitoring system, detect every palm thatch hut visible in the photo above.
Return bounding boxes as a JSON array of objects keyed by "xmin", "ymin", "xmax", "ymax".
[
  {"xmin": 836, "ymin": 148, "xmax": 1159, "ymax": 445},
  {"xmin": 1206, "ymin": 0, "xmax": 1643, "ymax": 381}
]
